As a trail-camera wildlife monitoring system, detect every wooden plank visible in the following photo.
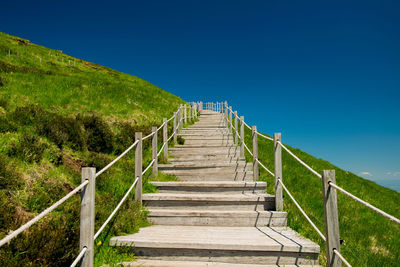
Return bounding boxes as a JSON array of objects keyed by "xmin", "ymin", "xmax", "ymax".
[
  {"xmin": 322, "ymin": 170, "xmax": 341, "ymax": 267},
  {"xmin": 80, "ymin": 167, "xmax": 95, "ymax": 267},
  {"xmin": 240, "ymin": 116, "xmax": 244, "ymax": 158},
  {"xmin": 274, "ymin": 133, "xmax": 283, "ymax": 211},
  {"xmin": 135, "ymin": 132, "xmax": 143, "ymax": 203},
  {"xmin": 152, "ymin": 126, "xmax": 158, "ymax": 176},
  {"xmin": 163, "ymin": 118, "xmax": 168, "ymax": 160},
  {"xmin": 252, "ymin": 126, "xmax": 259, "ymax": 181}
]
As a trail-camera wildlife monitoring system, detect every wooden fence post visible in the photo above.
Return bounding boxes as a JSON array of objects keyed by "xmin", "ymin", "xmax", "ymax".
[
  {"xmin": 152, "ymin": 127, "xmax": 158, "ymax": 176},
  {"xmin": 189, "ymin": 104, "xmax": 192, "ymax": 122},
  {"xmin": 163, "ymin": 118, "xmax": 168, "ymax": 160},
  {"xmin": 224, "ymin": 101, "xmax": 228, "ymax": 125},
  {"xmin": 135, "ymin": 132, "xmax": 143, "ymax": 203},
  {"xmin": 252, "ymin": 126, "xmax": 259, "ymax": 181},
  {"xmin": 80, "ymin": 167, "xmax": 95, "ymax": 267},
  {"xmin": 173, "ymin": 112, "xmax": 177, "ymax": 144},
  {"xmin": 322, "ymin": 170, "xmax": 341, "ymax": 267},
  {"xmin": 234, "ymin": 111, "xmax": 238, "ymax": 144},
  {"xmin": 229, "ymin": 106, "xmax": 232, "ymax": 133},
  {"xmin": 184, "ymin": 104, "xmax": 187, "ymax": 124},
  {"xmin": 179, "ymin": 105, "xmax": 183, "ymax": 132},
  {"xmin": 240, "ymin": 116, "xmax": 244, "ymax": 158},
  {"xmin": 274, "ymin": 133, "xmax": 283, "ymax": 211}
]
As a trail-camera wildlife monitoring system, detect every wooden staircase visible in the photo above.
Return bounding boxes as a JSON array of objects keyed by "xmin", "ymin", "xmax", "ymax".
[{"xmin": 110, "ymin": 110, "xmax": 320, "ymax": 266}]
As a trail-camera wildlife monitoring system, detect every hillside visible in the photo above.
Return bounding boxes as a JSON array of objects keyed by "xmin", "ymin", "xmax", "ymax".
[
  {"xmin": 1, "ymin": 31, "xmax": 399, "ymax": 267},
  {"xmin": 0, "ymin": 32, "xmax": 184, "ymax": 266},
  {"xmin": 242, "ymin": 126, "xmax": 400, "ymax": 265}
]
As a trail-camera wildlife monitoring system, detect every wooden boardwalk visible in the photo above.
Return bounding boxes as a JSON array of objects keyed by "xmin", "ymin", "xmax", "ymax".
[{"xmin": 111, "ymin": 110, "xmax": 320, "ymax": 266}]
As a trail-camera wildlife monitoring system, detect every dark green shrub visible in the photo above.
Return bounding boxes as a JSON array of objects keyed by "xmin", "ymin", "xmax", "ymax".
[
  {"xmin": 0, "ymin": 154, "xmax": 23, "ymax": 190},
  {"xmin": 177, "ymin": 136, "xmax": 185, "ymax": 145},
  {"xmin": 0, "ymin": 115, "xmax": 16, "ymax": 133},
  {"xmin": 0, "ymin": 98, "xmax": 8, "ymax": 109},
  {"xmin": 86, "ymin": 151, "xmax": 110, "ymax": 170},
  {"xmin": 36, "ymin": 112, "xmax": 86, "ymax": 150},
  {"xmin": 114, "ymin": 121, "xmax": 136, "ymax": 154},
  {"xmin": 9, "ymin": 104, "xmax": 43, "ymax": 126},
  {"xmin": 8, "ymin": 133, "xmax": 46, "ymax": 163},
  {"xmin": 77, "ymin": 114, "xmax": 114, "ymax": 153}
]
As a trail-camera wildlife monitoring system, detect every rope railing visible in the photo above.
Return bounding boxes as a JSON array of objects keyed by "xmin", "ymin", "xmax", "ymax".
[
  {"xmin": 142, "ymin": 131, "xmax": 155, "ymax": 141},
  {"xmin": 157, "ymin": 142, "xmax": 167, "ymax": 158},
  {"xmin": 142, "ymin": 159, "xmax": 156, "ymax": 175},
  {"xmin": 256, "ymin": 158, "xmax": 274, "ymax": 177},
  {"xmin": 256, "ymin": 131, "xmax": 273, "ymax": 141},
  {"xmin": 333, "ymin": 249, "xmax": 352, "ymax": 267},
  {"xmin": 95, "ymin": 139, "xmax": 139, "ymax": 177},
  {"xmin": 70, "ymin": 247, "xmax": 88, "ymax": 267},
  {"xmin": 328, "ymin": 182, "xmax": 400, "ymax": 225},
  {"xmin": 278, "ymin": 179, "xmax": 326, "ymax": 241},
  {"xmin": 94, "ymin": 177, "xmax": 139, "ymax": 240},
  {"xmin": 0, "ymin": 180, "xmax": 89, "ymax": 247},
  {"xmin": 277, "ymin": 141, "xmax": 322, "ymax": 179},
  {"xmin": 243, "ymin": 142, "xmax": 253, "ymax": 157}
]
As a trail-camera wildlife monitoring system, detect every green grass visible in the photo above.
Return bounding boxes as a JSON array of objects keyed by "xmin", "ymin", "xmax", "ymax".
[
  {"xmin": 0, "ymin": 31, "xmax": 186, "ymax": 266},
  {"xmin": 234, "ymin": 121, "xmax": 400, "ymax": 266}
]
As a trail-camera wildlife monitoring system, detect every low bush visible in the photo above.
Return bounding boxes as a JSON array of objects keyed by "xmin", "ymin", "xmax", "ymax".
[
  {"xmin": 0, "ymin": 115, "xmax": 16, "ymax": 133},
  {"xmin": 177, "ymin": 135, "xmax": 185, "ymax": 145},
  {"xmin": 0, "ymin": 154, "xmax": 23, "ymax": 190},
  {"xmin": 77, "ymin": 114, "xmax": 114, "ymax": 153},
  {"xmin": 8, "ymin": 133, "xmax": 46, "ymax": 163}
]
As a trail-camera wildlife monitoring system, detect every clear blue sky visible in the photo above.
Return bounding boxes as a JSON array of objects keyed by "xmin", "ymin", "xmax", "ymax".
[{"xmin": 2, "ymin": 0, "xmax": 400, "ymax": 191}]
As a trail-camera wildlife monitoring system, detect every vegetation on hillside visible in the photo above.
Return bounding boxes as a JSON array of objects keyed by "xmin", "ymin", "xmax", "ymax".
[
  {"xmin": 240, "ymin": 124, "xmax": 400, "ymax": 266},
  {"xmin": 0, "ymin": 31, "xmax": 184, "ymax": 266}
]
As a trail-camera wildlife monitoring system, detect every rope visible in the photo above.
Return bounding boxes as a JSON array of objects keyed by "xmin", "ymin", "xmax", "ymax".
[
  {"xmin": 157, "ymin": 142, "xmax": 167, "ymax": 157},
  {"xmin": 243, "ymin": 142, "xmax": 253, "ymax": 157},
  {"xmin": 142, "ymin": 131, "xmax": 155, "ymax": 141},
  {"xmin": 166, "ymin": 114, "xmax": 175, "ymax": 123},
  {"xmin": 329, "ymin": 182, "xmax": 400, "ymax": 225},
  {"xmin": 96, "ymin": 140, "xmax": 139, "ymax": 177},
  {"xmin": 0, "ymin": 180, "xmax": 89, "ymax": 247},
  {"xmin": 256, "ymin": 131, "xmax": 273, "ymax": 141},
  {"xmin": 142, "ymin": 159, "xmax": 155, "ymax": 175},
  {"xmin": 333, "ymin": 249, "xmax": 352, "ymax": 267},
  {"xmin": 256, "ymin": 158, "xmax": 275, "ymax": 177},
  {"xmin": 70, "ymin": 247, "xmax": 87, "ymax": 267},
  {"xmin": 94, "ymin": 177, "xmax": 139, "ymax": 240},
  {"xmin": 243, "ymin": 120, "xmax": 252, "ymax": 130},
  {"xmin": 278, "ymin": 141, "xmax": 322, "ymax": 179},
  {"xmin": 157, "ymin": 121, "xmax": 166, "ymax": 132},
  {"xmin": 278, "ymin": 179, "xmax": 326, "ymax": 241}
]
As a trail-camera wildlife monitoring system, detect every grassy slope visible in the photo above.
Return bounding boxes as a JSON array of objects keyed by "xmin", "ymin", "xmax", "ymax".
[
  {"xmin": 0, "ymin": 32, "xmax": 185, "ymax": 266},
  {"xmin": 241, "ymin": 125, "xmax": 400, "ymax": 266}
]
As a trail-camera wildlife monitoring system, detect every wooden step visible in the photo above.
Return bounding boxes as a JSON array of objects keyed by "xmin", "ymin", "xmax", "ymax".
[
  {"xmin": 147, "ymin": 209, "xmax": 287, "ymax": 227},
  {"xmin": 150, "ymin": 181, "xmax": 265, "ymax": 194},
  {"xmin": 110, "ymin": 226, "xmax": 320, "ymax": 265},
  {"xmin": 143, "ymin": 193, "xmax": 275, "ymax": 210},
  {"xmin": 121, "ymin": 259, "xmax": 319, "ymax": 267}
]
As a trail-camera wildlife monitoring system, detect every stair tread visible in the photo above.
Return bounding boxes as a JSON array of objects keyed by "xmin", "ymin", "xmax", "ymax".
[
  {"xmin": 150, "ymin": 181, "xmax": 266, "ymax": 187},
  {"xmin": 123, "ymin": 259, "xmax": 320, "ymax": 267},
  {"xmin": 148, "ymin": 209, "xmax": 287, "ymax": 217},
  {"xmin": 143, "ymin": 193, "xmax": 274, "ymax": 201},
  {"xmin": 110, "ymin": 225, "xmax": 320, "ymax": 253}
]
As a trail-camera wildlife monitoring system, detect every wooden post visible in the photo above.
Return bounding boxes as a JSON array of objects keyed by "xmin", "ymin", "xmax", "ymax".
[
  {"xmin": 322, "ymin": 170, "xmax": 341, "ymax": 267},
  {"xmin": 224, "ymin": 101, "xmax": 228, "ymax": 125},
  {"xmin": 252, "ymin": 126, "xmax": 259, "ymax": 181},
  {"xmin": 184, "ymin": 104, "xmax": 187, "ymax": 124},
  {"xmin": 229, "ymin": 106, "xmax": 233, "ymax": 134},
  {"xmin": 80, "ymin": 167, "xmax": 95, "ymax": 267},
  {"xmin": 274, "ymin": 133, "xmax": 283, "ymax": 211},
  {"xmin": 234, "ymin": 111, "xmax": 238, "ymax": 144},
  {"xmin": 135, "ymin": 132, "xmax": 143, "ymax": 203},
  {"xmin": 163, "ymin": 118, "xmax": 168, "ymax": 160},
  {"xmin": 173, "ymin": 112, "xmax": 177, "ymax": 144},
  {"xmin": 240, "ymin": 116, "xmax": 244, "ymax": 158},
  {"xmin": 152, "ymin": 127, "xmax": 158, "ymax": 176},
  {"xmin": 178, "ymin": 105, "xmax": 182, "ymax": 132},
  {"xmin": 189, "ymin": 104, "xmax": 192, "ymax": 122}
]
